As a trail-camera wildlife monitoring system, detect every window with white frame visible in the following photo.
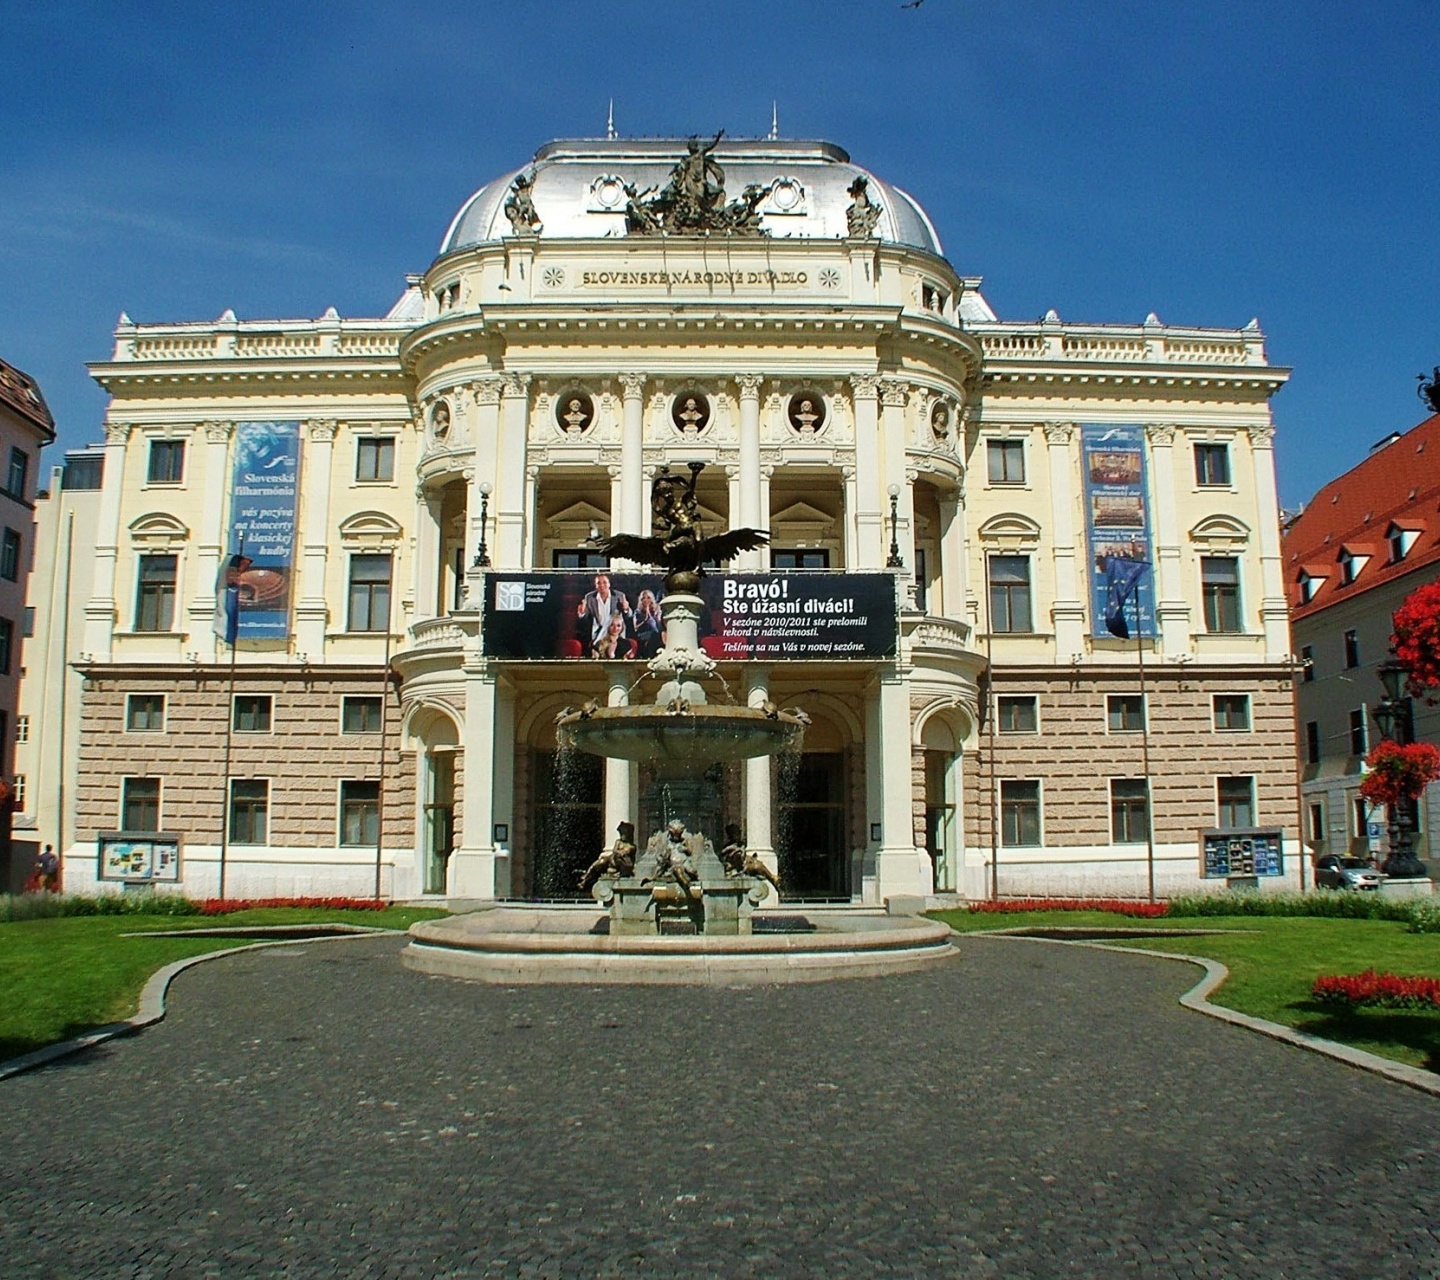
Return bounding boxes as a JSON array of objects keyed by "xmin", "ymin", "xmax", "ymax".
[
  {"xmin": 1107, "ymin": 694, "xmax": 1145, "ymax": 732},
  {"xmin": 339, "ymin": 780, "xmax": 380, "ymax": 846},
  {"xmin": 1213, "ymin": 694, "xmax": 1251, "ymax": 731},
  {"xmin": 147, "ymin": 439, "xmax": 185, "ymax": 485},
  {"xmin": 988, "ymin": 555, "xmax": 1033, "ymax": 633},
  {"xmin": 1387, "ymin": 524, "xmax": 1420, "ymax": 564},
  {"xmin": 1217, "ymin": 776, "xmax": 1255, "ymax": 828},
  {"xmin": 1194, "ymin": 442, "xmax": 1231, "ymax": 486},
  {"xmin": 134, "ymin": 554, "xmax": 178, "ymax": 632},
  {"xmin": 1201, "ymin": 557, "xmax": 1241, "ymax": 633},
  {"xmin": 123, "ymin": 777, "xmax": 161, "ymax": 832},
  {"xmin": 342, "ymin": 695, "xmax": 384, "ymax": 734},
  {"xmin": 997, "ymin": 695, "xmax": 1038, "ymax": 734},
  {"xmin": 987, "ymin": 439, "xmax": 1026, "ymax": 485},
  {"xmin": 233, "ymin": 694, "xmax": 273, "ymax": 733},
  {"xmin": 355, "ymin": 437, "xmax": 395, "ymax": 483},
  {"xmin": 1000, "ymin": 780, "xmax": 1041, "ymax": 846},
  {"xmin": 15, "ymin": 713, "xmax": 27, "ymax": 744},
  {"xmin": 0, "ymin": 528, "xmax": 20, "ymax": 581},
  {"xmin": 1110, "ymin": 779, "xmax": 1149, "ymax": 843},
  {"xmin": 229, "ymin": 779, "xmax": 269, "ymax": 845},
  {"xmin": 1349, "ymin": 708, "xmax": 1368, "ymax": 756},
  {"xmin": 126, "ymin": 694, "xmax": 166, "ymax": 732},
  {"xmin": 347, "ymin": 554, "xmax": 392, "ymax": 632}
]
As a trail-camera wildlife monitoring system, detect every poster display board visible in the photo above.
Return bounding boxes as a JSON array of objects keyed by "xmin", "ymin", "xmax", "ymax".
[
  {"xmin": 483, "ymin": 571, "xmax": 898, "ymax": 661},
  {"xmin": 97, "ymin": 833, "xmax": 182, "ymax": 884},
  {"xmin": 1200, "ymin": 828, "xmax": 1284, "ymax": 878},
  {"xmin": 228, "ymin": 421, "xmax": 301, "ymax": 639},
  {"xmin": 1081, "ymin": 424, "xmax": 1156, "ymax": 637}
]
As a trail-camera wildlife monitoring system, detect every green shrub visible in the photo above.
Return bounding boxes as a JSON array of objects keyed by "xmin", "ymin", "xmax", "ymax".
[
  {"xmin": 1165, "ymin": 891, "xmax": 1417, "ymax": 922},
  {"xmin": 0, "ymin": 893, "xmax": 202, "ymax": 923},
  {"xmin": 1407, "ymin": 901, "xmax": 1440, "ymax": 934}
]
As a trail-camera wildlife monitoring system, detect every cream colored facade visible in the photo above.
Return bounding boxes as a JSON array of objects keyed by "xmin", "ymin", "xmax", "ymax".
[{"xmin": 42, "ymin": 136, "xmax": 1300, "ymax": 901}]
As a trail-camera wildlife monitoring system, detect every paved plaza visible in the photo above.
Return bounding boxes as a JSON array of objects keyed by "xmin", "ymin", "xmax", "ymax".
[{"xmin": 2, "ymin": 933, "xmax": 1438, "ymax": 1278}]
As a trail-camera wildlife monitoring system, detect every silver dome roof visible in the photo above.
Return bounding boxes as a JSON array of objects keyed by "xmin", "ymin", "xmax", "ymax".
[{"xmin": 440, "ymin": 138, "xmax": 943, "ymax": 257}]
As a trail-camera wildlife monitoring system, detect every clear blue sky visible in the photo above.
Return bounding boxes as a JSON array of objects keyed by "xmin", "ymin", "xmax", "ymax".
[{"xmin": 3, "ymin": 1, "xmax": 1437, "ymax": 509}]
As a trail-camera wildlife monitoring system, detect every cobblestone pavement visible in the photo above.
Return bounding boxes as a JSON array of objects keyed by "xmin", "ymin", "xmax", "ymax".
[{"xmin": 2, "ymin": 933, "xmax": 1438, "ymax": 1278}]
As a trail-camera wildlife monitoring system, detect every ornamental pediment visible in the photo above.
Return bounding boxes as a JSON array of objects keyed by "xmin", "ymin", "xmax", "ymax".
[
  {"xmin": 978, "ymin": 512, "xmax": 1042, "ymax": 544},
  {"xmin": 338, "ymin": 511, "xmax": 403, "ymax": 548}
]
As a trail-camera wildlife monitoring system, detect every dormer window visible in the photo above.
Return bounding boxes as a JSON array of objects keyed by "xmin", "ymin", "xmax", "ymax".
[
  {"xmin": 1387, "ymin": 524, "xmax": 1421, "ymax": 563},
  {"xmin": 1298, "ymin": 571, "xmax": 1325, "ymax": 603},
  {"xmin": 1338, "ymin": 547, "xmax": 1370, "ymax": 585}
]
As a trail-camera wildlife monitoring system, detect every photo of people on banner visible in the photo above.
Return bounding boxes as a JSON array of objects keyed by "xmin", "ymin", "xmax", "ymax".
[
  {"xmin": 1081, "ymin": 424, "xmax": 1156, "ymax": 637},
  {"xmin": 485, "ymin": 571, "xmax": 897, "ymax": 661}
]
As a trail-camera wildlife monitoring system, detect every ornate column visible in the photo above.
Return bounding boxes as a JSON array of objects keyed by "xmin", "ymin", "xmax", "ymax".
[
  {"xmin": 1044, "ymin": 422, "xmax": 1086, "ymax": 657},
  {"xmin": 937, "ymin": 487, "xmax": 966, "ymax": 622},
  {"xmin": 414, "ymin": 482, "xmax": 442, "ymax": 622},
  {"xmin": 604, "ymin": 666, "xmax": 633, "ymax": 841},
  {"xmin": 735, "ymin": 373, "xmax": 764, "ymax": 569},
  {"xmin": 618, "ymin": 373, "xmax": 647, "ymax": 535},
  {"xmin": 82, "ymin": 422, "xmax": 132, "ymax": 660},
  {"xmin": 187, "ymin": 420, "xmax": 233, "ymax": 658},
  {"xmin": 851, "ymin": 375, "xmax": 884, "ymax": 569},
  {"xmin": 744, "ymin": 667, "xmax": 779, "ymax": 892},
  {"xmin": 295, "ymin": 419, "xmax": 336, "ymax": 660},
  {"xmin": 1145, "ymin": 423, "xmax": 1191, "ymax": 652},
  {"xmin": 496, "ymin": 373, "xmax": 531, "ymax": 567},
  {"xmin": 1247, "ymin": 422, "xmax": 1289, "ymax": 657},
  {"xmin": 607, "ymin": 465, "xmax": 623, "ymax": 544},
  {"xmin": 465, "ymin": 378, "xmax": 502, "ymax": 597},
  {"xmin": 880, "ymin": 379, "xmax": 914, "ymax": 575}
]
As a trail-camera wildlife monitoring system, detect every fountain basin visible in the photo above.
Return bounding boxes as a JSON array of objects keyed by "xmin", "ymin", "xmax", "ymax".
[
  {"xmin": 556, "ymin": 703, "xmax": 803, "ymax": 765},
  {"xmin": 403, "ymin": 906, "xmax": 958, "ymax": 985}
]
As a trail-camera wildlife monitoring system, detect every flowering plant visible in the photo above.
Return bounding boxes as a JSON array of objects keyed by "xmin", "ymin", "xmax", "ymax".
[
  {"xmin": 1313, "ymin": 969, "xmax": 1440, "ymax": 1010},
  {"xmin": 968, "ymin": 897, "xmax": 1169, "ymax": 918},
  {"xmin": 1358, "ymin": 741, "xmax": 1440, "ymax": 806},
  {"xmin": 198, "ymin": 896, "xmax": 388, "ymax": 916},
  {"xmin": 1391, "ymin": 580, "xmax": 1440, "ymax": 700}
]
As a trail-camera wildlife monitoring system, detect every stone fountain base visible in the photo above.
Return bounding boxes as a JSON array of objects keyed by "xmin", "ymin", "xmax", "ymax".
[
  {"xmin": 402, "ymin": 905, "xmax": 957, "ymax": 986},
  {"xmin": 597, "ymin": 875, "xmax": 770, "ymax": 936}
]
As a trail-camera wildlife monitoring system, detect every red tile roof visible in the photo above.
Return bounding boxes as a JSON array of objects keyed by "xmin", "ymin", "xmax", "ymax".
[
  {"xmin": 0, "ymin": 357, "xmax": 56, "ymax": 440},
  {"xmin": 1284, "ymin": 412, "xmax": 1440, "ymax": 621}
]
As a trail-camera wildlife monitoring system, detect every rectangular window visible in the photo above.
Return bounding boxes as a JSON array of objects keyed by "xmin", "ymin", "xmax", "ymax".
[
  {"xmin": 1000, "ymin": 780, "xmax": 1041, "ymax": 847},
  {"xmin": 233, "ymin": 694, "xmax": 273, "ymax": 733},
  {"xmin": 15, "ymin": 714, "xmax": 27, "ymax": 744},
  {"xmin": 1213, "ymin": 694, "xmax": 1251, "ymax": 731},
  {"xmin": 356, "ymin": 437, "xmax": 395, "ymax": 483},
  {"xmin": 342, "ymin": 695, "xmax": 383, "ymax": 734},
  {"xmin": 1301, "ymin": 644, "xmax": 1315, "ymax": 682},
  {"xmin": 1201, "ymin": 556, "xmax": 1241, "ymax": 633},
  {"xmin": 997, "ymin": 695, "xmax": 1038, "ymax": 734},
  {"xmin": 0, "ymin": 528, "xmax": 21, "ymax": 581},
  {"xmin": 339, "ymin": 780, "xmax": 381, "ymax": 847},
  {"xmin": 126, "ymin": 694, "xmax": 166, "ymax": 732},
  {"xmin": 914, "ymin": 547, "xmax": 928, "ymax": 613},
  {"xmin": 552, "ymin": 549, "xmax": 610, "ymax": 569},
  {"xmin": 22, "ymin": 606, "xmax": 34, "ymax": 637},
  {"xmin": 771, "ymin": 549, "xmax": 831, "ymax": 569},
  {"xmin": 988, "ymin": 555, "xmax": 1032, "ymax": 633},
  {"xmin": 1110, "ymin": 779, "xmax": 1150, "ymax": 844},
  {"xmin": 987, "ymin": 439, "xmax": 1026, "ymax": 485},
  {"xmin": 1353, "ymin": 796, "xmax": 1369, "ymax": 840},
  {"xmin": 5, "ymin": 447, "xmax": 28, "ymax": 499},
  {"xmin": 1305, "ymin": 720, "xmax": 1320, "ymax": 764},
  {"xmin": 347, "ymin": 554, "xmax": 392, "ymax": 632},
  {"xmin": 229, "ymin": 779, "xmax": 269, "ymax": 845},
  {"xmin": 1343, "ymin": 629, "xmax": 1359, "ymax": 669},
  {"xmin": 12, "ymin": 774, "xmax": 23, "ymax": 813},
  {"xmin": 1217, "ymin": 776, "xmax": 1255, "ymax": 828},
  {"xmin": 146, "ymin": 439, "xmax": 185, "ymax": 484},
  {"xmin": 123, "ymin": 777, "xmax": 161, "ymax": 832},
  {"xmin": 1194, "ymin": 443, "xmax": 1231, "ymax": 486},
  {"xmin": 1107, "ymin": 694, "xmax": 1145, "ymax": 732},
  {"xmin": 0, "ymin": 618, "xmax": 12, "ymax": 675},
  {"xmin": 1349, "ymin": 708, "xmax": 1367, "ymax": 756},
  {"xmin": 134, "ymin": 554, "xmax": 178, "ymax": 632},
  {"xmin": 1308, "ymin": 802, "xmax": 1325, "ymax": 846}
]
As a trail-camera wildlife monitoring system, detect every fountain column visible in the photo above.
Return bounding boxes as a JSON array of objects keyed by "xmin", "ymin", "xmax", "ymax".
[
  {"xmin": 604, "ymin": 665, "xmax": 633, "ymax": 839},
  {"xmin": 745, "ymin": 667, "xmax": 779, "ymax": 891}
]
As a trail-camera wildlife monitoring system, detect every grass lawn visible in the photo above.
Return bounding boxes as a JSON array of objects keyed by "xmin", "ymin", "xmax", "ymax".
[
  {"xmin": 931, "ymin": 909, "xmax": 1440, "ymax": 1074},
  {"xmin": 0, "ymin": 906, "xmax": 445, "ymax": 1064}
]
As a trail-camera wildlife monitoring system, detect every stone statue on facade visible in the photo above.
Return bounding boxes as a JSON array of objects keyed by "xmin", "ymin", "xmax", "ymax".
[
  {"xmin": 503, "ymin": 171, "xmax": 543, "ymax": 235},
  {"xmin": 620, "ymin": 135, "xmax": 770, "ymax": 237},
  {"xmin": 845, "ymin": 176, "xmax": 882, "ymax": 238}
]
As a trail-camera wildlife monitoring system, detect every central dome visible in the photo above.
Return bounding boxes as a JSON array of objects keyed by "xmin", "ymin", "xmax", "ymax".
[{"xmin": 439, "ymin": 136, "xmax": 943, "ymax": 257}]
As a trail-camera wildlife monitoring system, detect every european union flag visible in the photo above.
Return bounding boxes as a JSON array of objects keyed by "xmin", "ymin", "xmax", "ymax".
[
  {"xmin": 1103, "ymin": 556, "xmax": 1149, "ymax": 639},
  {"xmin": 214, "ymin": 551, "xmax": 253, "ymax": 647}
]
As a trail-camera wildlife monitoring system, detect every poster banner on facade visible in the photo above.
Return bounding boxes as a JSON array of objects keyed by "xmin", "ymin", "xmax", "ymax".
[
  {"xmin": 227, "ymin": 421, "xmax": 301, "ymax": 639},
  {"xmin": 97, "ymin": 833, "xmax": 182, "ymax": 883},
  {"xmin": 1081, "ymin": 424, "xmax": 1156, "ymax": 637},
  {"xmin": 1200, "ymin": 828, "xmax": 1284, "ymax": 878},
  {"xmin": 482, "ymin": 572, "xmax": 898, "ymax": 660}
]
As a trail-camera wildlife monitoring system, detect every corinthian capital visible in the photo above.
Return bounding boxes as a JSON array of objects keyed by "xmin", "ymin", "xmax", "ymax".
[
  {"xmin": 472, "ymin": 377, "xmax": 503, "ymax": 407},
  {"xmin": 103, "ymin": 422, "xmax": 132, "ymax": 446},
  {"xmin": 500, "ymin": 372, "xmax": 531, "ymax": 399},
  {"xmin": 879, "ymin": 378, "xmax": 910, "ymax": 409},
  {"xmin": 306, "ymin": 419, "xmax": 338, "ymax": 443},
  {"xmin": 1246, "ymin": 423, "xmax": 1276, "ymax": 448},
  {"xmin": 617, "ymin": 372, "xmax": 647, "ymax": 398},
  {"xmin": 850, "ymin": 373, "xmax": 883, "ymax": 399},
  {"xmin": 1043, "ymin": 421, "xmax": 1076, "ymax": 446},
  {"xmin": 734, "ymin": 373, "xmax": 764, "ymax": 399},
  {"xmin": 1144, "ymin": 423, "xmax": 1177, "ymax": 446},
  {"xmin": 203, "ymin": 420, "xmax": 234, "ymax": 444}
]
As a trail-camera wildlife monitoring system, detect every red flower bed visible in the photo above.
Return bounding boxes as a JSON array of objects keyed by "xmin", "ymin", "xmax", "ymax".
[
  {"xmin": 1312, "ymin": 969, "xmax": 1440, "ymax": 1010},
  {"xmin": 1359, "ymin": 741, "xmax": 1440, "ymax": 806},
  {"xmin": 197, "ymin": 896, "xmax": 388, "ymax": 916},
  {"xmin": 968, "ymin": 897, "xmax": 1169, "ymax": 918},
  {"xmin": 1392, "ymin": 580, "xmax": 1440, "ymax": 701}
]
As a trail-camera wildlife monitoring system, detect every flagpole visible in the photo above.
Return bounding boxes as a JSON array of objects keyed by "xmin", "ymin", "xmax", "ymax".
[
  {"xmin": 218, "ymin": 531, "xmax": 242, "ymax": 901},
  {"xmin": 1135, "ymin": 588, "xmax": 1156, "ymax": 903}
]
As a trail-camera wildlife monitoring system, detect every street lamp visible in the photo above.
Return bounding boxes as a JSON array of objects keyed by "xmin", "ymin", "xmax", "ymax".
[
  {"xmin": 1373, "ymin": 658, "xmax": 1426, "ymax": 878},
  {"xmin": 885, "ymin": 483, "xmax": 904, "ymax": 569},
  {"xmin": 473, "ymin": 481, "xmax": 493, "ymax": 568}
]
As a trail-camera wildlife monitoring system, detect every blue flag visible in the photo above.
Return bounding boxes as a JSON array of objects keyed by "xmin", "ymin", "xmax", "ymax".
[
  {"xmin": 214, "ymin": 552, "xmax": 253, "ymax": 646},
  {"xmin": 1103, "ymin": 556, "xmax": 1149, "ymax": 639}
]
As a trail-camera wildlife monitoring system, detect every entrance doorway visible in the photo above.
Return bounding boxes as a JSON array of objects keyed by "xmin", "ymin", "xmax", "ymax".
[
  {"xmin": 777, "ymin": 752, "xmax": 849, "ymax": 899},
  {"xmin": 531, "ymin": 750, "xmax": 603, "ymax": 898}
]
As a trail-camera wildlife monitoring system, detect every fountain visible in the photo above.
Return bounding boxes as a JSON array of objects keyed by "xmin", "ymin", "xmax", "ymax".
[{"xmin": 403, "ymin": 463, "xmax": 957, "ymax": 982}]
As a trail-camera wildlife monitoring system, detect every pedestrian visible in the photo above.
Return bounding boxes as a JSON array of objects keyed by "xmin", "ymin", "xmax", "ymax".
[{"xmin": 38, "ymin": 844, "xmax": 58, "ymax": 893}]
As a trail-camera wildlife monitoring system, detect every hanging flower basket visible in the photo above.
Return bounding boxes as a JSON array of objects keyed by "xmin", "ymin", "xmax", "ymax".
[
  {"xmin": 1391, "ymin": 580, "xmax": 1440, "ymax": 701},
  {"xmin": 1359, "ymin": 741, "xmax": 1440, "ymax": 807}
]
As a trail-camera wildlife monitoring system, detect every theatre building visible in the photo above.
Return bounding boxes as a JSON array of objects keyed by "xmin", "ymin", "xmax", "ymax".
[{"xmin": 40, "ymin": 134, "xmax": 1301, "ymax": 902}]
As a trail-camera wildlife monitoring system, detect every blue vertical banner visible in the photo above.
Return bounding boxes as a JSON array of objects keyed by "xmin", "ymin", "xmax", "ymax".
[
  {"xmin": 227, "ymin": 422, "xmax": 301, "ymax": 639},
  {"xmin": 1081, "ymin": 425, "xmax": 1156, "ymax": 638}
]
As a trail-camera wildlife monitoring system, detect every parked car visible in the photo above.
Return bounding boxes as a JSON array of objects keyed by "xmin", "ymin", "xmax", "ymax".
[{"xmin": 1314, "ymin": 854, "xmax": 1385, "ymax": 891}]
